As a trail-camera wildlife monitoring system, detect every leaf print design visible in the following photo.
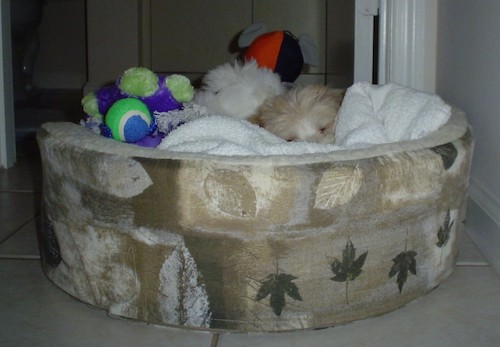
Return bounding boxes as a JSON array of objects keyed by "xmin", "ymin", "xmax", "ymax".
[
  {"xmin": 389, "ymin": 251, "xmax": 417, "ymax": 293},
  {"xmin": 314, "ymin": 165, "xmax": 363, "ymax": 209},
  {"xmin": 329, "ymin": 239, "xmax": 368, "ymax": 304},
  {"xmin": 255, "ymin": 273, "xmax": 302, "ymax": 316},
  {"xmin": 437, "ymin": 210, "xmax": 454, "ymax": 248},
  {"xmin": 40, "ymin": 213, "xmax": 61, "ymax": 268},
  {"xmin": 159, "ymin": 244, "xmax": 211, "ymax": 327},
  {"xmin": 431, "ymin": 143, "xmax": 458, "ymax": 170},
  {"xmin": 204, "ymin": 169, "xmax": 256, "ymax": 217}
]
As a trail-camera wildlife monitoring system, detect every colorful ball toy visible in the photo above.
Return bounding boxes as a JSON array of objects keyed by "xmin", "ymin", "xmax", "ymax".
[
  {"xmin": 244, "ymin": 31, "xmax": 304, "ymax": 83},
  {"xmin": 104, "ymin": 98, "xmax": 155, "ymax": 143},
  {"xmin": 238, "ymin": 23, "xmax": 319, "ymax": 83}
]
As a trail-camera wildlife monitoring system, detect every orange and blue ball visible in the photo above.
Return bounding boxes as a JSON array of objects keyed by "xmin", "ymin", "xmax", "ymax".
[{"xmin": 244, "ymin": 31, "xmax": 304, "ymax": 83}]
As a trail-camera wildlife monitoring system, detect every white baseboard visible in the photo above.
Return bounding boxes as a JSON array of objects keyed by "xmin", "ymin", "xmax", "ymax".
[
  {"xmin": 465, "ymin": 182, "xmax": 500, "ymax": 274},
  {"xmin": 469, "ymin": 177, "xmax": 500, "ymax": 227}
]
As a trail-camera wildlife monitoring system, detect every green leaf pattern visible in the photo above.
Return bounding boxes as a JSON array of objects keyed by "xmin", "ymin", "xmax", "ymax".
[
  {"xmin": 388, "ymin": 250, "xmax": 417, "ymax": 293},
  {"xmin": 255, "ymin": 273, "xmax": 302, "ymax": 316},
  {"xmin": 329, "ymin": 239, "xmax": 368, "ymax": 304},
  {"xmin": 253, "ymin": 221, "xmax": 463, "ymax": 313},
  {"xmin": 437, "ymin": 210, "xmax": 454, "ymax": 248}
]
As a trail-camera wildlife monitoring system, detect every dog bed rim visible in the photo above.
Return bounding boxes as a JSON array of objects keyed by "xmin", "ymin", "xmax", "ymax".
[{"xmin": 38, "ymin": 107, "xmax": 468, "ymax": 166}]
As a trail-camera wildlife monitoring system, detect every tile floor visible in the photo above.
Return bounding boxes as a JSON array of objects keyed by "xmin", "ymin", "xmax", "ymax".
[{"xmin": 1, "ymin": 129, "xmax": 500, "ymax": 347}]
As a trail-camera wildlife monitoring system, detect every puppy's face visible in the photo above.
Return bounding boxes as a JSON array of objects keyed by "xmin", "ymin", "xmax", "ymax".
[{"xmin": 251, "ymin": 85, "xmax": 343, "ymax": 144}]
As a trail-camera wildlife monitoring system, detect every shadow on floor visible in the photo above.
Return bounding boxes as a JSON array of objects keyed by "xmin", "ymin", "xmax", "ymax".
[{"xmin": 14, "ymin": 88, "xmax": 84, "ymax": 147}]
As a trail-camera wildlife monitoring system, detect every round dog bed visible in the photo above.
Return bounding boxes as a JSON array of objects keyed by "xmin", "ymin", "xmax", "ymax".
[{"xmin": 37, "ymin": 108, "xmax": 472, "ymax": 332}]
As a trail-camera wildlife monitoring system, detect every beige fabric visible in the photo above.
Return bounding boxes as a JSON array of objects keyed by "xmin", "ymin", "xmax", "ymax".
[{"xmin": 37, "ymin": 109, "xmax": 473, "ymax": 331}]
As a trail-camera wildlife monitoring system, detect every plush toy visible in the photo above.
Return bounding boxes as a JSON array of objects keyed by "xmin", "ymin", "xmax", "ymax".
[
  {"xmin": 81, "ymin": 67, "xmax": 194, "ymax": 146},
  {"xmin": 118, "ymin": 67, "xmax": 194, "ymax": 113},
  {"xmin": 238, "ymin": 23, "xmax": 319, "ymax": 83}
]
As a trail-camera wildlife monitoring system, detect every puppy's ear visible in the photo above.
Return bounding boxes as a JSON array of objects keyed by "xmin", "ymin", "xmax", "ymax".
[{"xmin": 248, "ymin": 114, "xmax": 265, "ymax": 127}]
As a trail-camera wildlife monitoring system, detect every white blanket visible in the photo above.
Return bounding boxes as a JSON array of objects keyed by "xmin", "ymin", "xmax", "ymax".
[
  {"xmin": 334, "ymin": 82, "xmax": 451, "ymax": 148},
  {"xmin": 157, "ymin": 114, "xmax": 339, "ymax": 156},
  {"xmin": 157, "ymin": 83, "xmax": 451, "ymax": 156}
]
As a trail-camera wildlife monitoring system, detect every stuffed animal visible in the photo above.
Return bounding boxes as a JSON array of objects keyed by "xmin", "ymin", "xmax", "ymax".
[
  {"xmin": 81, "ymin": 67, "xmax": 194, "ymax": 146},
  {"xmin": 118, "ymin": 67, "xmax": 194, "ymax": 113},
  {"xmin": 238, "ymin": 23, "xmax": 319, "ymax": 83}
]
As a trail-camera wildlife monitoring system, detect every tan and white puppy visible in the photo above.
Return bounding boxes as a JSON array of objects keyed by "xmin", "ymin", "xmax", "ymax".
[{"xmin": 250, "ymin": 85, "xmax": 344, "ymax": 144}]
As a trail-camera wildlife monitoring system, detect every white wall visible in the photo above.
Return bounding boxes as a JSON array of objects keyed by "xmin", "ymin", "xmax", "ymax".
[{"xmin": 436, "ymin": 0, "xmax": 500, "ymax": 272}]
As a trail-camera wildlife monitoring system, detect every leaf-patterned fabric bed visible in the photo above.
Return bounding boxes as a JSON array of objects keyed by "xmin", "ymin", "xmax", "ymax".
[{"xmin": 37, "ymin": 107, "xmax": 472, "ymax": 332}]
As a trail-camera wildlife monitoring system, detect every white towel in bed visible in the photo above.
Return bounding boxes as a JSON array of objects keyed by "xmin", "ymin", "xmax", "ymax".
[
  {"xmin": 334, "ymin": 82, "xmax": 451, "ymax": 148},
  {"xmin": 157, "ymin": 83, "xmax": 451, "ymax": 156},
  {"xmin": 157, "ymin": 115, "xmax": 339, "ymax": 156}
]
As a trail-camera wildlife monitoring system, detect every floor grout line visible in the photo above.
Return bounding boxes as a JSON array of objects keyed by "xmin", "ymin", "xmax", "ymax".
[
  {"xmin": 0, "ymin": 213, "xmax": 40, "ymax": 245},
  {"xmin": 456, "ymin": 262, "xmax": 490, "ymax": 267},
  {"xmin": 210, "ymin": 333, "xmax": 220, "ymax": 347}
]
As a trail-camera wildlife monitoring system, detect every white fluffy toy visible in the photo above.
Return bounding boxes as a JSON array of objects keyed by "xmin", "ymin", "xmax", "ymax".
[{"xmin": 193, "ymin": 60, "xmax": 286, "ymax": 119}]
